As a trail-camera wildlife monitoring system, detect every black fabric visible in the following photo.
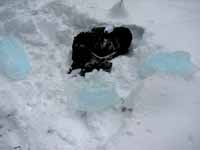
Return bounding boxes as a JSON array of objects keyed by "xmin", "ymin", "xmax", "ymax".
[{"xmin": 68, "ymin": 26, "xmax": 132, "ymax": 76}]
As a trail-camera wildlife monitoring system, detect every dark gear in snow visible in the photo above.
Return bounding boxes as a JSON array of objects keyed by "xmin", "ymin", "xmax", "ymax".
[{"xmin": 68, "ymin": 26, "xmax": 133, "ymax": 76}]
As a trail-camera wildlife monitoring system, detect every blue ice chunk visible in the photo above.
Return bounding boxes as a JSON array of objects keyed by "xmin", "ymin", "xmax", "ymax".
[
  {"xmin": 139, "ymin": 51, "xmax": 194, "ymax": 79},
  {"xmin": 70, "ymin": 78, "xmax": 121, "ymax": 112},
  {"xmin": 0, "ymin": 38, "xmax": 31, "ymax": 80}
]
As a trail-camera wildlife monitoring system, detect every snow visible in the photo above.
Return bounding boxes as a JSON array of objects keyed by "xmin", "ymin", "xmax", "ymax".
[
  {"xmin": 109, "ymin": 0, "xmax": 128, "ymax": 18},
  {"xmin": 0, "ymin": 0, "xmax": 200, "ymax": 150},
  {"xmin": 104, "ymin": 25, "xmax": 114, "ymax": 33}
]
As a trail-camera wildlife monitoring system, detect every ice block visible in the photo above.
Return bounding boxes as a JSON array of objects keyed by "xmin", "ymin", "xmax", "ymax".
[
  {"xmin": 0, "ymin": 38, "xmax": 31, "ymax": 80},
  {"xmin": 139, "ymin": 51, "xmax": 194, "ymax": 79}
]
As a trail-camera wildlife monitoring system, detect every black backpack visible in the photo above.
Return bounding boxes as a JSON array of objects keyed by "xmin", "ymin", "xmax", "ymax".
[{"xmin": 69, "ymin": 26, "xmax": 132, "ymax": 76}]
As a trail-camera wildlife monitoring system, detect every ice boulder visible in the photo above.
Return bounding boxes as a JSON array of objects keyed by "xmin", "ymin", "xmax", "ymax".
[
  {"xmin": 0, "ymin": 38, "xmax": 31, "ymax": 80},
  {"xmin": 67, "ymin": 73, "xmax": 121, "ymax": 112},
  {"xmin": 139, "ymin": 51, "xmax": 194, "ymax": 79}
]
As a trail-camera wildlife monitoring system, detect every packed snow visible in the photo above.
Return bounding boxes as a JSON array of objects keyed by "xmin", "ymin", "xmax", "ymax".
[{"xmin": 0, "ymin": 0, "xmax": 200, "ymax": 150}]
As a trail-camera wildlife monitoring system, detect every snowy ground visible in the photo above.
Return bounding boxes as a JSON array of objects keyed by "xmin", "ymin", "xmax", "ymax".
[{"xmin": 0, "ymin": 0, "xmax": 200, "ymax": 150}]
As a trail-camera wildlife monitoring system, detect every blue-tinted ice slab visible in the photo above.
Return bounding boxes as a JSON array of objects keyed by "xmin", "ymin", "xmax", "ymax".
[
  {"xmin": 68, "ymin": 75, "xmax": 121, "ymax": 112},
  {"xmin": 78, "ymin": 82, "xmax": 120, "ymax": 112},
  {"xmin": 139, "ymin": 51, "xmax": 194, "ymax": 79},
  {"xmin": 0, "ymin": 38, "xmax": 31, "ymax": 80}
]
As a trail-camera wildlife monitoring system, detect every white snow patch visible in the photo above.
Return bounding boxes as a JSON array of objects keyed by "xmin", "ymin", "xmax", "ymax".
[{"xmin": 0, "ymin": 0, "xmax": 200, "ymax": 150}]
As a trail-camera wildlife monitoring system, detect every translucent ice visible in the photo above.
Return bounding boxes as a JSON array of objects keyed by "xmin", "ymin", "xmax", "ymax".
[
  {"xmin": 0, "ymin": 38, "xmax": 31, "ymax": 80},
  {"xmin": 67, "ymin": 73, "xmax": 121, "ymax": 112},
  {"xmin": 139, "ymin": 51, "xmax": 194, "ymax": 79}
]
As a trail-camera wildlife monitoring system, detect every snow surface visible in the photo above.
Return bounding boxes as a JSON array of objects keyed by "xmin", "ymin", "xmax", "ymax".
[{"xmin": 0, "ymin": 0, "xmax": 200, "ymax": 150}]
